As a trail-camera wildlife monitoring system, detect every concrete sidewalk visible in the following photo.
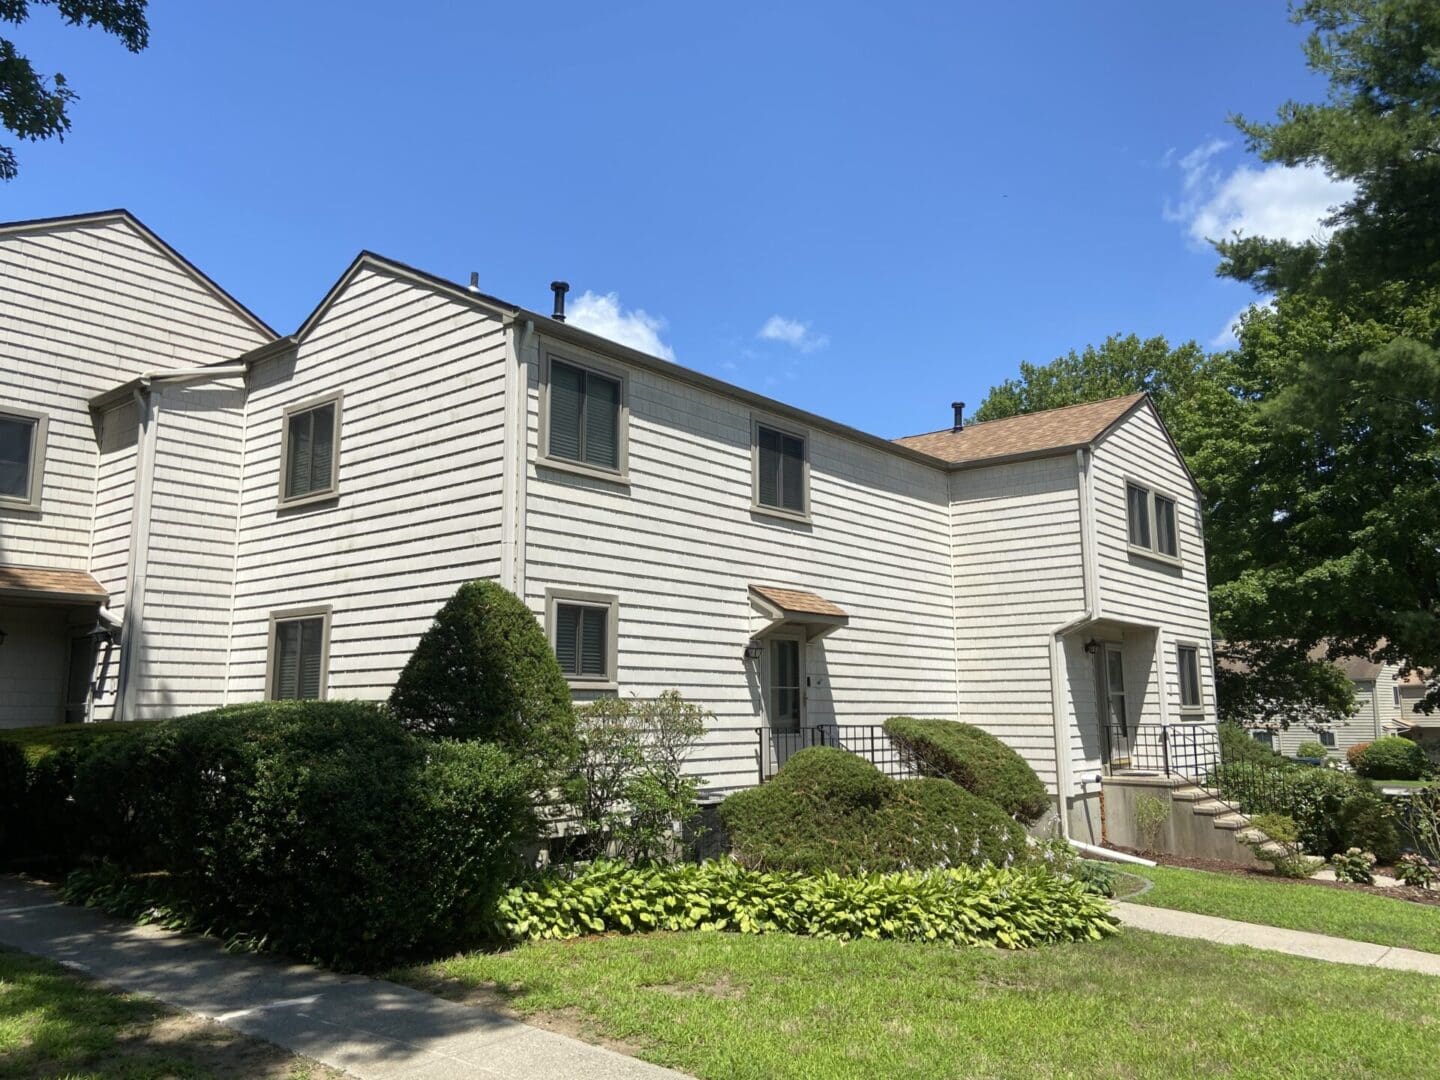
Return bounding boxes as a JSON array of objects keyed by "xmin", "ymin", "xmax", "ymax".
[
  {"xmin": 0, "ymin": 876, "xmax": 686, "ymax": 1080},
  {"xmin": 1114, "ymin": 901, "xmax": 1440, "ymax": 976}
]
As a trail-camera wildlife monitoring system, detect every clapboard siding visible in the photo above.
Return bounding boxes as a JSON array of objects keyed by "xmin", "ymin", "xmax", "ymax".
[
  {"xmin": 224, "ymin": 267, "xmax": 509, "ymax": 705},
  {"xmin": 129, "ymin": 381, "xmax": 247, "ymax": 715},
  {"xmin": 88, "ymin": 401, "xmax": 139, "ymax": 720},
  {"xmin": 950, "ymin": 454, "xmax": 1084, "ymax": 790},
  {"xmin": 522, "ymin": 332, "xmax": 955, "ymax": 794},
  {"xmin": 1092, "ymin": 405, "xmax": 1216, "ymax": 730},
  {"xmin": 0, "ymin": 218, "xmax": 267, "ymax": 574}
]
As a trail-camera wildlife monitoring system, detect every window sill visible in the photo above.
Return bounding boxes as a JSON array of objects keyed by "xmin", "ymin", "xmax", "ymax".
[
  {"xmin": 1175, "ymin": 710, "xmax": 1206, "ymax": 720},
  {"xmin": 0, "ymin": 495, "xmax": 42, "ymax": 513},
  {"xmin": 751, "ymin": 502, "xmax": 812, "ymax": 526},
  {"xmin": 538, "ymin": 456, "xmax": 631, "ymax": 487},
  {"xmin": 565, "ymin": 678, "xmax": 619, "ymax": 693},
  {"xmin": 1126, "ymin": 544, "xmax": 1182, "ymax": 569},
  {"xmin": 277, "ymin": 489, "xmax": 340, "ymax": 512}
]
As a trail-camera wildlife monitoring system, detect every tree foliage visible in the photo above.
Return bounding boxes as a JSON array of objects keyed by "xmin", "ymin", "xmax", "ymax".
[{"xmin": 0, "ymin": 0, "xmax": 148, "ymax": 180}]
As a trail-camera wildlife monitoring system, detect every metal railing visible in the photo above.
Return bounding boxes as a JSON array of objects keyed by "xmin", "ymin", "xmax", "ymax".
[
  {"xmin": 755, "ymin": 723, "xmax": 918, "ymax": 783},
  {"xmin": 1103, "ymin": 721, "xmax": 1221, "ymax": 783}
]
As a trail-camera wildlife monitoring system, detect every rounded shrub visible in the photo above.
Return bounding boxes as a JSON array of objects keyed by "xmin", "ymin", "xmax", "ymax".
[
  {"xmin": 1296, "ymin": 740, "xmax": 1331, "ymax": 759},
  {"xmin": 883, "ymin": 717, "xmax": 1050, "ymax": 823},
  {"xmin": 389, "ymin": 580, "xmax": 578, "ymax": 780},
  {"xmin": 1347, "ymin": 741, "xmax": 1372, "ymax": 768},
  {"xmin": 1336, "ymin": 793, "xmax": 1400, "ymax": 864},
  {"xmin": 76, "ymin": 701, "xmax": 538, "ymax": 969},
  {"xmin": 719, "ymin": 747, "xmax": 1025, "ymax": 874},
  {"xmin": 1353, "ymin": 736, "xmax": 1427, "ymax": 781}
]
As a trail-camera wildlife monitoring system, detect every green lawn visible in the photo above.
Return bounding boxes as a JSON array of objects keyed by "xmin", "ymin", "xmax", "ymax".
[
  {"xmin": 1124, "ymin": 864, "xmax": 1440, "ymax": 953},
  {"xmin": 0, "ymin": 947, "xmax": 334, "ymax": 1079},
  {"xmin": 396, "ymin": 929, "xmax": 1440, "ymax": 1079},
  {"xmin": 1374, "ymin": 778, "xmax": 1439, "ymax": 789}
]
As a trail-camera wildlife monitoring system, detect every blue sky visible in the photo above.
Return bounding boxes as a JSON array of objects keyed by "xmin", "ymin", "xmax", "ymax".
[{"xmin": 5, "ymin": 1, "xmax": 1349, "ymax": 437}]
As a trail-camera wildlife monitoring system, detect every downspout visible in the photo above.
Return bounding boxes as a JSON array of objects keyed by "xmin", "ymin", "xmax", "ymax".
[
  {"xmin": 115, "ymin": 379, "xmax": 160, "ymax": 722},
  {"xmin": 498, "ymin": 317, "xmax": 522, "ymax": 594},
  {"xmin": 221, "ymin": 368, "xmax": 252, "ymax": 705},
  {"xmin": 512, "ymin": 319, "xmax": 536, "ymax": 601}
]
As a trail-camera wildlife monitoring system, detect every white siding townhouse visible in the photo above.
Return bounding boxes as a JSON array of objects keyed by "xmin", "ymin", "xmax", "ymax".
[{"xmin": 0, "ymin": 210, "xmax": 1218, "ymax": 842}]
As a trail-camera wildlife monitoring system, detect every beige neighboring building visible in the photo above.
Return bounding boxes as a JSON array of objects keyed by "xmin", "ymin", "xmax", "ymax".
[{"xmin": 0, "ymin": 209, "xmax": 1220, "ymax": 843}]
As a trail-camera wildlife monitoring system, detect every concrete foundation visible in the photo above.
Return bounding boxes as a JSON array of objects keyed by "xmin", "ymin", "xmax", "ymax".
[{"xmin": 1100, "ymin": 773, "xmax": 1263, "ymax": 866}]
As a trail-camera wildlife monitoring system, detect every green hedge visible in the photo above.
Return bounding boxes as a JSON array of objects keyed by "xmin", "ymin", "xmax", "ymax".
[
  {"xmin": 1352, "ymin": 736, "xmax": 1428, "ymax": 781},
  {"xmin": 73, "ymin": 701, "xmax": 537, "ymax": 969},
  {"xmin": 0, "ymin": 721, "xmax": 158, "ymax": 863},
  {"xmin": 719, "ymin": 747, "xmax": 1025, "ymax": 874},
  {"xmin": 883, "ymin": 717, "xmax": 1051, "ymax": 824},
  {"xmin": 389, "ymin": 580, "xmax": 578, "ymax": 782},
  {"xmin": 495, "ymin": 859, "xmax": 1117, "ymax": 949},
  {"xmin": 1296, "ymin": 740, "xmax": 1331, "ymax": 760}
]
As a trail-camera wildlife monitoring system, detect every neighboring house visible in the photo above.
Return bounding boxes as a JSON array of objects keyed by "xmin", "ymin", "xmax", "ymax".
[
  {"xmin": 0, "ymin": 210, "xmax": 1217, "ymax": 842},
  {"xmin": 1250, "ymin": 643, "xmax": 1419, "ymax": 759}
]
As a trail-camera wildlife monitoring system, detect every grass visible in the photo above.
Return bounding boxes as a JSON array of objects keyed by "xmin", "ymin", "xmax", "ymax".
[
  {"xmin": 1372, "ymin": 778, "xmax": 1439, "ymax": 789},
  {"xmin": 396, "ymin": 929, "xmax": 1440, "ymax": 1079},
  {"xmin": 0, "ymin": 947, "xmax": 334, "ymax": 1079},
  {"xmin": 1123, "ymin": 863, "xmax": 1440, "ymax": 953}
]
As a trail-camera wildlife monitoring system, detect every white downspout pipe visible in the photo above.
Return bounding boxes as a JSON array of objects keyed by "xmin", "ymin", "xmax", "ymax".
[{"xmin": 115, "ymin": 380, "xmax": 159, "ymax": 722}]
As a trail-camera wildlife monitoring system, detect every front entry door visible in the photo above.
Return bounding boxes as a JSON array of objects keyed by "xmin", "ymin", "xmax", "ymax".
[
  {"xmin": 767, "ymin": 637, "xmax": 804, "ymax": 733},
  {"xmin": 1102, "ymin": 644, "xmax": 1132, "ymax": 767}
]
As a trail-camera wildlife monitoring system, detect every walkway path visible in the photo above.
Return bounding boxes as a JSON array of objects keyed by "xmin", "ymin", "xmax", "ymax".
[
  {"xmin": 0, "ymin": 876, "xmax": 686, "ymax": 1080},
  {"xmin": 1114, "ymin": 901, "xmax": 1440, "ymax": 975}
]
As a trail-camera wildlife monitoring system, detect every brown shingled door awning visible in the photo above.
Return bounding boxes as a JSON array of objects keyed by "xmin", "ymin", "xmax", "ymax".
[
  {"xmin": 0, "ymin": 565, "xmax": 109, "ymax": 605},
  {"xmin": 749, "ymin": 584, "xmax": 849, "ymax": 641}
]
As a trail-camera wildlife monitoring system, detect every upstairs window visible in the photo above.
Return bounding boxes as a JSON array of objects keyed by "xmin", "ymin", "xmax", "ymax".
[
  {"xmin": 280, "ymin": 393, "xmax": 342, "ymax": 505},
  {"xmin": 754, "ymin": 421, "xmax": 808, "ymax": 519},
  {"xmin": 0, "ymin": 407, "xmax": 47, "ymax": 511},
  {"xmin": 545, "ymin": 357, "xmax": 624, "ymax": 475},
  {"xmin": 1126, "ymin": 481, "xmax": 1179, "ymax": 561},
  {"xmin": 268, "ymin": 607, "xmax": 331, "ymax": 700},
  {"xmin": 547, "ymin": 590, "xmax": 618, "ymax": 687},
  {"xmin": 1177, "ymin": 643, "xmax": 1203, "ymax": 712}
]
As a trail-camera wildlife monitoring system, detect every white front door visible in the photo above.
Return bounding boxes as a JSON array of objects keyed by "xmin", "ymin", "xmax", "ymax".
[{"xmin": 766, "ymin": 635, "xmax": 805, "ymax": 733}]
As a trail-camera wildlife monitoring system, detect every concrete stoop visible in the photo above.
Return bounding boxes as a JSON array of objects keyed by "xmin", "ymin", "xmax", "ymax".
[{"xmin": 1100, "ymin": 773, "xmax": 1273, "ymax": 866}]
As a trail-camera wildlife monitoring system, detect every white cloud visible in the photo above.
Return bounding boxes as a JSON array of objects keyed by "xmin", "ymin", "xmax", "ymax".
[
  {"xmin": 1164, "ymin": 139, "xmax": 1355, "ymax": 247},
  {"xmin": 758, "ymin": 315, "xmax": 829, "ymax": 354},
  {"xmin": 567, "ymin": 290, "xmax": 675, "ymax": 361}
]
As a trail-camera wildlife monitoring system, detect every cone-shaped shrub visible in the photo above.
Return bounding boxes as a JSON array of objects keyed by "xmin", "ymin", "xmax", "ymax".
[
  {"xmin": 884, "ymin": 717, "xmax": 1051, "ymax": 824},
  {"xmin": 389, "ymin": 580, "xmax": 578, "ymax": 778}
]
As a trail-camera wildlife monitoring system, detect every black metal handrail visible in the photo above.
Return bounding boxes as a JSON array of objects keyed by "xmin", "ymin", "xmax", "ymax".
[
  {"xmin": 1103, "ymin": 720, "xmax": 1222, "ymax": 783},
  {"xmin": 755, "ymin": 723, "xmax": 918, "ymax": 783}
]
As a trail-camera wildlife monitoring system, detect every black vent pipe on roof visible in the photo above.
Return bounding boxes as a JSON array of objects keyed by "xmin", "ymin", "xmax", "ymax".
[
  {"xmin": 952, "ymin": 401, "xmax": 966, "ymax": 431},
  {"xmin": 551, "ymin": 281, "xmax": 570, "ymax": 322}
]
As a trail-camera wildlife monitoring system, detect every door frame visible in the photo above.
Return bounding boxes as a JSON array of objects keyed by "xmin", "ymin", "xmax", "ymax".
[
  {"xmin": 1097, "ymin": 640, "xmax": 1131, "ymax": 768},
  {"xmin": 761, "ymin": 630, "xmax": 807, "ymax": 733}
]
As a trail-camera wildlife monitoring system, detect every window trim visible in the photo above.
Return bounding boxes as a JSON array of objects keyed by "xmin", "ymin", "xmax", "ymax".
[
  {"xmin": 750, "ymin": 414, "xmax": 811, "ymax": 523},
  {"xmin": 0, "ymin": 405, "xmax": 48, "ymax": 512},
  {"xmin": 1124, "ymin": 477, "xmax": 1183, "ymax": 567},
  {"xmin": 1317, "ymin": 728, "xmax": 1337, "ymax": 748},
  {"xmin": 265, "ymin": 604, "xmax": 332, "ymax": 701},
  {"xmin": 277, "ymin": 391, "xmax": 344, "ymax": 509},
  {"xmin": 1176, "ymin": 640, "xmax": 1204, "ymax": 715},
  {"xmin": 538, "ymin": 349, "xmax": 631, "ymax": 485},
  {"xmin": 545, "ymin": 588, "xmax": 620, "ymax": 691}
]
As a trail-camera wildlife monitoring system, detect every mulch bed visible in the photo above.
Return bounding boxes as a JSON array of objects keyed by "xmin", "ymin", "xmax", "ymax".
[{"xmin": 1106, "ymin": 845, "xmax": 1440, "ymax": 907}]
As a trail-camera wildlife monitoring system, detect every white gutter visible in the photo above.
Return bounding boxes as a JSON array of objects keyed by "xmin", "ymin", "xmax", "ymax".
[
  {"xmin": 143, "ymin": 365, "xmax": 249, "ymax": 383},
  {"xmin": 1071, "ymin": 840, "xmax": 1156, "ymax": 867}
]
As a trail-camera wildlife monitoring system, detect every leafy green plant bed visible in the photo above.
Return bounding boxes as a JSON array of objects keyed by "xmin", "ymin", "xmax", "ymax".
[
  {"xmin": 397, "ymin": 929, "xmax": 1440, "ymax": 1079},
  {"xmin": 496, "ymin": 859, "xmax": 1116, "ymax": 949},
  {"xmin": 1123, "ymin": 864, "xmax": 1440, "ymax": 953}
]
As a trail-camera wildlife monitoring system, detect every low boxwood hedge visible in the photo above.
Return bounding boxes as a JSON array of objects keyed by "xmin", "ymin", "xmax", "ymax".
[
  {"xmin": 72, "ymin": 701, "xmax": 538, "ymax": 969},
  {"xmin": 495, "ymin": 859, "xmax": 1118, "ymax": 949},
  {"xmin": 883, "ymin": 717, "xmax": 1051, "ymax": 823},
  {"xmin": 718, "ymin": 747, "xmax": 1025, "ymax": 874}
]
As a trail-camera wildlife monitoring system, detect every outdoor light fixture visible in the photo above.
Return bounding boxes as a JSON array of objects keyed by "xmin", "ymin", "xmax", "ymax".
[
  {"xmin": 743, "ymin": 639, "xmax": 763, "ymax": 661},
  {"xmin": 1083, "ymin": 639, "xmax": 1100, "ymax": 655}
]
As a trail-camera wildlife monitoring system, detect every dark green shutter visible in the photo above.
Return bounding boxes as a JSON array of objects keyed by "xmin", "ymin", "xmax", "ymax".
[
  {"xmin": 757, "ymin": 427, "xmax": 781, "ymax": 506},
  {"xmin": 579, "ymin": 608, "xmax": 607, "ymax": 676},
  {"xmin": 584, "ymin": 373, "xmax": 620, "ymax": 469},
  {"xmin": 549, "ymin": 362, "xmax": 585, "ymax": 462},
  {"xmin": 555, "ymin": 604, "xmax": 580, "ymax": 674},
  {"xmin": 779, "ymin": 433, "xmax": 804, "ymax": 512}
]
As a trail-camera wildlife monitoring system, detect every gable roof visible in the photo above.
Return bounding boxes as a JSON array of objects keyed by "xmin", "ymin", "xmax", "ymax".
[
  {"xmin": 893, "ymin": 393, "xmax": 1148, "ymax": 467},
  {"xmin": 0, "ymin": 209, "xmax": 277, "ymax": 339}
]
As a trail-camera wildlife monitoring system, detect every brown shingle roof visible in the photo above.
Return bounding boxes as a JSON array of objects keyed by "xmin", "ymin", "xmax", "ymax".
[
  {"xmin": 894, "ymin": 393, "xmax": 1147, "ymax": 466},
  {"xmin": 749, "ymin": 585, "xmax": 847, "ymax": 620},
  {"xmin": 0, "ymin": 565, "xmax": 108, "ymax": 602}
]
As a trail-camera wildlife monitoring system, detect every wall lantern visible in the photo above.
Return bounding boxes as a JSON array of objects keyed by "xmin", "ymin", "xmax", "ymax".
[
  {"xmin": 743, "ymin": 639, "xmax": 763, "ymax": 661},
  {"xmin": 1083, "ymin": 639, "xmax": 1100, "ymax": 655}
]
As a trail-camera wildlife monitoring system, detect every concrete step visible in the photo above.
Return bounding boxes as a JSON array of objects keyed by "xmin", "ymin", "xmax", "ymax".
[
  {"xmin": 1170, "ymin": 785, "xmax": 1209, "ymax": 802},
  {"xmin": 1191, "ymin": 799, "xmax": 1233, "ymax": 816},
  {"xmin": 1236, "ymin": 828, "xmax": 1267, "ymax": 844},
  {"xmin": 1213, "ymin": 813, "xmax": 1248, "ymax": 831},
  {"xmin": 1256, "ymin": 841, "xmax": 1290, "ymax": 857}
]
